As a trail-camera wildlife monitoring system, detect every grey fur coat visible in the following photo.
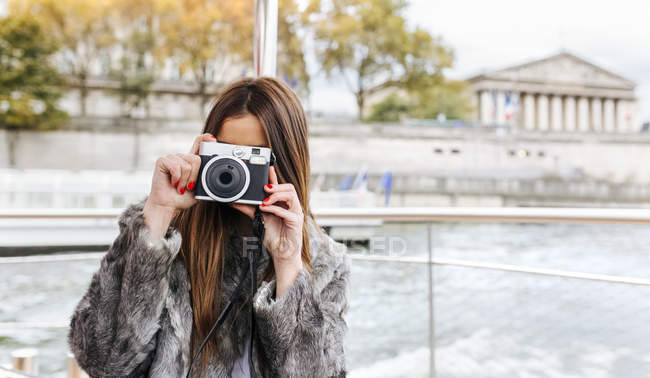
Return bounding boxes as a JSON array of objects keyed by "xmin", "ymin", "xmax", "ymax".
[{"xmin": 67, "ymin": 196, "xmax": 351, "ymax": 377}]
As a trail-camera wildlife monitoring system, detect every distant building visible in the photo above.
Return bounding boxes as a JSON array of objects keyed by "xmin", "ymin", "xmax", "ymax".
[{"xmin": 468, "ymin": 52, "xmax": 639, "ymax": 132}]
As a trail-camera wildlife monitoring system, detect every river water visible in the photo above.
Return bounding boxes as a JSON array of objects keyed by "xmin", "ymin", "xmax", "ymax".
[{"xmin": 1, "ymin": 222, "xmax": 649, "ymax": 377}]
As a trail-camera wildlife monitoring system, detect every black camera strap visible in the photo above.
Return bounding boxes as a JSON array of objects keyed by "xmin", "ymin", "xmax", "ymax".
[
  {"xmin": 185, "ymin": 208, "xmax": 264, "ymax": 378},
  {"xmin": 248, "ymin": 207, "xmax": 264, "ymax": 378}
]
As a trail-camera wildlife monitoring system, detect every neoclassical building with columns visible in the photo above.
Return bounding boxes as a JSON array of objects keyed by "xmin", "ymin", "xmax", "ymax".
[{"xmin": 468, "ymin": 52, "xmax": 639, "ymax": 133}]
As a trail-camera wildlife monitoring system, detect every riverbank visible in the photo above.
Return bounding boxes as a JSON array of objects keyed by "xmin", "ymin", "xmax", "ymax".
[{"xmin": 2, "ymin": 119, "xmax": 650, "ymax": 206}]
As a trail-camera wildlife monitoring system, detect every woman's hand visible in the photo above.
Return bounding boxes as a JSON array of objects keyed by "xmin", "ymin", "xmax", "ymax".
[
  {"xmin": 143, "ymin": 133, "xmax": 216, "ymax": 238},
  {"xmin": 232, "ymin": 166, "xmax": 304, "ymax": 297}
]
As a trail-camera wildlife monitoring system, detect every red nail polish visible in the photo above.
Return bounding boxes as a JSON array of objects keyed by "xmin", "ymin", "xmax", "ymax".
[
  {"xmin": 180, "ymin": 187, "xmax": 185, "ymax": 195},
  {"xmin": 260, "ymin": 203, "xmax": 265, "ymax": 207},
  {"xmin": 265, "ymin": 184, "xmax": 272, "ymax": 190},
  {"xmin": 187, "ymin": 182, "xmax": 195, "ymax": 191},
  {"xmin": 263, "ymin": 197, "xmax": 270, "ymax": 203},
  {"xmin": 209, "ymin": 135, "xmax": 217, "ymax": 140},
  {"xmin": 174, "ymin": 181, "xmax": 179, "ymax": 188}
]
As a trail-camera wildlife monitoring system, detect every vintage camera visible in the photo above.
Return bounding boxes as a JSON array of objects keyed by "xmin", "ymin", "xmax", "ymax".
[{"xmin": 194, "ymin": 141, "xmax": 275, "ymax": 204}]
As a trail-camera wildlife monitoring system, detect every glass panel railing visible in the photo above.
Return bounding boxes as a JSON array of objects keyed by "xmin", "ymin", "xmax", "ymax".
[
  {"xmin": 342, "ymin": 220, "xmax": 650, "ymax": 377},
  {"xmin": 1, "ymin": 216, "xmax": 650, "ymax": 376}
]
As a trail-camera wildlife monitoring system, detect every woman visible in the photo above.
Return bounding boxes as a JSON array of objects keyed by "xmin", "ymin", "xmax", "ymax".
[{"xmin": 67, "ymin": 77, "xmax": 351, "ymax": 378}]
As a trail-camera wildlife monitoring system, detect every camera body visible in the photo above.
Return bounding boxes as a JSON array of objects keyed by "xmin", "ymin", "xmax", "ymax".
[{"xmin": 194, "ymin": 141, "xmax": 274, "ymax": 204}]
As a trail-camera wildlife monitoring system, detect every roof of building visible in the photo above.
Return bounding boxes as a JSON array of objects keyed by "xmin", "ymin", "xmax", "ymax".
[{"xmin": 467, "ymin": 51, "xmax": 636, "ymax": 90}]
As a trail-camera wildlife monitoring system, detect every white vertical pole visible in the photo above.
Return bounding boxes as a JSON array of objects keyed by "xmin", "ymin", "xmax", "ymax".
[
  {"xmin": 254, "ymin": 0, "xmax": 278, "ymax": 77},
  {"xmin": 0, "ymin": 0, "xmax": 7, "ymax": 18}
]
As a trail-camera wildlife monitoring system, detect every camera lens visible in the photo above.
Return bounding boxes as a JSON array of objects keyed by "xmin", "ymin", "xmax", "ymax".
[
  {"xmin": 219, "ymin": 171, "xmax": 233, "ymax": 185},
  {"xmin": 201, "ymin": 156, "xmax": 250, "ymax": 202}
]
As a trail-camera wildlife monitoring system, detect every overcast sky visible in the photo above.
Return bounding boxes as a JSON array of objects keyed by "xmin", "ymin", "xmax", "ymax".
[{"xmin": 307, "ymin": 0, "xmax": 650, "ymax": 122}]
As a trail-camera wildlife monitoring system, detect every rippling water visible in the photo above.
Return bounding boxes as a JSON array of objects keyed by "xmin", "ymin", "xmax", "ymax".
[{"xmin": 2, "ymin": 222, "xmax": 650, "ymax": 377}]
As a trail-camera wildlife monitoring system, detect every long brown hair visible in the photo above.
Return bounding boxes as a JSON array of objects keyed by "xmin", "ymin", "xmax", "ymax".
[{"xmin": 171, "ymin": 77, "xmax": 312, "ymax": 375}]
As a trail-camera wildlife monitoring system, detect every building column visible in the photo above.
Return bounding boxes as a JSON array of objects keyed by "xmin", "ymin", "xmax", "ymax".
[
  {"xmin": 537, "ymin": 94, "xmax": 549, "ymax": 131},
  {"xmin": 603, "ymin": 98, "xmax": 615, "ymax": 132},
  {"xmin": 577, "ymin": 97, "xmax": 590, "ymax": 132},
  {"xmin": 496, "ymin": 91, "xmax": 506, "ymax": 125},
  {"xmin": 480, "ymin": 90, "xmax": 491, "ymax": 125},
  {"xmin": 524, "ymin": 93, "xmax": 535, "ymax": 130},
  {"xmin": 564, "ymin": 96, "xmax": 576, "ymax": 132},
  {"xmin": 590, "ymin": 98, "xmax": 602, "ymax": 132},
  {"xmin": 616, "ymin": 99, "xmax": 630, "ymax": 133},
  {"xmin": 551, "ymin": 95, "xmax": 563, "ymax": 131}
]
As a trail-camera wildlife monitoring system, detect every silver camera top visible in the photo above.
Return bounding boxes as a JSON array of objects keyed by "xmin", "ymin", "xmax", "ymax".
[{"xmin": 199, "ymin": 141, "xmax": 272, "ymax": 164}]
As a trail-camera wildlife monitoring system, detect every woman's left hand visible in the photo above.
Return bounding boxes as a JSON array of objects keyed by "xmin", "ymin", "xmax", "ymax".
[{"xmin": 232, "ymin": 166, "xmax": 304, "ymax": 265}]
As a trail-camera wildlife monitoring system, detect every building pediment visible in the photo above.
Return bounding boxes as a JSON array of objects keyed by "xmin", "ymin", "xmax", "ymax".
[{"xmin": 470, "ymin": 52, "xmax": 635, "ymax": 90}]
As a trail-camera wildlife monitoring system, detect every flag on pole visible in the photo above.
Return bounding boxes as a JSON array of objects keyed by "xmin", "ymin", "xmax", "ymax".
[
  {"xmin": 380, "ymin": 172, "xmax": 392, "ymax": 206},
  {"xmin": 339, "ymin": 174, "xmax": 354, "ymax": 190},
  {"xmin": 505, "ymin": 92, "xmax": 513, "ymax": 121}
]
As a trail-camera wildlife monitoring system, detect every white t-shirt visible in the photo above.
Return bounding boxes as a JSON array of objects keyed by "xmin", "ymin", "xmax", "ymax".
[{"xmin": 231, "ymin": 336, "xmax": 251, "ymax": 378}]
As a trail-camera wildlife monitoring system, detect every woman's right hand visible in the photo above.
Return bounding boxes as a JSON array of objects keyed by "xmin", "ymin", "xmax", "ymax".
[{"xmin": 143, "ymin": 133, "xmax": 217, "ymax": 239}]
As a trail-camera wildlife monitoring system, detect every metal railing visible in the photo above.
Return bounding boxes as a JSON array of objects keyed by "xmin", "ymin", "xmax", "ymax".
[
  {"xmin": 2, "ymin": 207, "xmax": 650, "ymax": 377},
  {"xmin": 1, "ymin": 206, "xmax": 650, "ymax": 223}
]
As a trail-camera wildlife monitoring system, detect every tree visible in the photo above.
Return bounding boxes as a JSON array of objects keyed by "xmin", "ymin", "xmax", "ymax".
[
  {"xmin": 157, "ymin": 0, "xmax": 254, "ymax": 114},
  {"xmin": 0, "ymin": 15, "xmax": 67, "ymax": 167},
  {"xmin": 367, "ymin": 79, "xmax": 473, "ymax": 122},
  {"xmin": 366, "ymin": 93, "xmax": 411, "ymax": 122},
  {"xmin": 110, "ymin": 0, "xmax": 158, "ymax": 119},
  {"xmin": 158, "ymin": 0, "xmax": 311, "ymax": 113},
  {"xmin": 109, "ymin": 0, "xmax": 160, "ymax": 171},
  {"xmin": 308, "ymin": 0, "xmax": 455, "ymax": 120},
  {"xmin": 408, "ymin": 79, "xmax": 473, "ymax": 120},
  {"xmin": 10, "ymin": 0, "xmax": 115, "ymax": 116},
  {"xmin": 277, "ymin": 0, "xmax": 311, "ymax": 97}
]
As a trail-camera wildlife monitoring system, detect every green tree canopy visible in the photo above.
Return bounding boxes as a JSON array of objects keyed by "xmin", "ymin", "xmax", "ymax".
[
  {"xmin": 13, "ymin": 0, "xmax": 311, "ymax": 118},
  {"xmin": 156, "ymin": 0, "xmax": 253, "ymax": 112},
  {"xmin": 368, "ymin": 79, "xmax": 473, "ymax": 122},
  {"xmin": 278, "ymin": 0, "xmax": 311, "ymax": 97},
  {"xmin": 307, "ymin": 0, "xmax": 455, "ymax": 120},
  {"xmin": 0, "ymin": 15, "xmax": 67, "ymax": 166},
  {"xmin": 155, "ymin": 0, "xmax": 310, "ymax": 111},
  {"xmin": 11, "ymin": 0, "xmax": 115, "ymax": 116},
  {"xmin": 109, "ymin": 0, "xmax": 159, "ymax": 118}
]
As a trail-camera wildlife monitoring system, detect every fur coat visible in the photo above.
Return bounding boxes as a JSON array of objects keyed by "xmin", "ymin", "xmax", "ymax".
[{"xmin": 67, "ymin": 196, "xmax": 351, "ymax": 377}]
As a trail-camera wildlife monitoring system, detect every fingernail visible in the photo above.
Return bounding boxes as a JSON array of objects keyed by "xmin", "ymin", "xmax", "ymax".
[
  {"xmin": 265, "ymin": 184, "xmax": 272, "ymax": 190},
  {"xmin": 174, "ymin": 181, "xmax": 179, "ymax": 188},
  {"xmin": 180, "ymin": 187, "xmax": 185, "ymax": 195},
  {"xmin": 260, "ymin": 204, "xmax": 265, "ymax": 207},
  {"xmin": 263, "ymin": 197, "xmax": 270, "ymax": 203},
  {"xmin": 209, "ymin": 135, "xmax": 217, "ymax": 140},
  {"xmin": 187, "ymin": 182, "xmax": 195, "ymax": 191}
]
